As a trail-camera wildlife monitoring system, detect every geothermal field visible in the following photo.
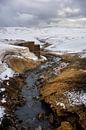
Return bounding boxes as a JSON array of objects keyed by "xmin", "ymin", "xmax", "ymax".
[{"xmin": 0, "ymin": 27, "xmax": 86, "ymax": 130}]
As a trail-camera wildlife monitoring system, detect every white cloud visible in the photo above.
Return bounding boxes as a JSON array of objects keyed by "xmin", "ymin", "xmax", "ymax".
[{"xmin": 58, "ymin": 7, "xmax": 80, "ymax": 17}]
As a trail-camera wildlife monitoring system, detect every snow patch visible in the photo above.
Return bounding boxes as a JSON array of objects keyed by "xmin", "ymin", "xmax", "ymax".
[
  {"xmin": 0, "ymin": 64, "xmax": 15, "ymax": 80},
  {"xmin": 40, "ymin": 55, "xmax": 47, "ymax": 61},
  {"xmin": 1, "ymin": 98, "xmax": 6, "ymax": 103},
  {"xmin": 53, "ymin": 62, "xmax": 69, "ymax": 75},
  {"xmin": 0, "ymin": 43, "xmax": 38, "ymax": 61},
  {"xmin": 0, "ymin": 106, "xmax": 5, "ymax": 124},
  {"xmin": 79, "ymin": 53, "xmax": 86, "ymax": 58},
  {"xmin": 0, "ymin": 88, "xmax": 5, "ymax": 92},
  {"xmin": 64, "ymin": 90, "xmax": 86, "ymax": 106},
  {"xmin": 56, "ymin": 101, "xmax": 66, "ymax": 109}
]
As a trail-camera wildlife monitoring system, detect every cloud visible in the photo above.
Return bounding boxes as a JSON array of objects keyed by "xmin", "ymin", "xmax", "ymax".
[
  {"xmin": 0, "ymin": 0, "xmax": 86, "ymax": 27},
  {"xmin": 58, "ymin": 7, "xmax": 80, "ymax": 18}
]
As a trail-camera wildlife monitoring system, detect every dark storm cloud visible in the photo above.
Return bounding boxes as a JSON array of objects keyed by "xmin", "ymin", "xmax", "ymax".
[{"xmin": 0, "ymin": 0, "xmax": 86, "ymax": 27}]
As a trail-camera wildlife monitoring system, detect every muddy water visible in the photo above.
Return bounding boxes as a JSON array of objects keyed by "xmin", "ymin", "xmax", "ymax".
[{"xmin": 15, "ymin": 55, "xmax": 61, "ymax": 130}]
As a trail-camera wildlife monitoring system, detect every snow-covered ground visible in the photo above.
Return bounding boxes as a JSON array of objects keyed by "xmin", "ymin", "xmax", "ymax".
[
  {"xmin": 0, "ymin": 27, "xmax": 86, "ymax": 121},
  {"xmin": 0, "ymin": 26, "xmax": 86, "ymax": 79},
  {"xmin": 0, "ymin": 27, "xmax": 86, "ymax": 53},
  {"xmin": 0, "ymin": 64, "xmax": 15, "ymax": 81}
]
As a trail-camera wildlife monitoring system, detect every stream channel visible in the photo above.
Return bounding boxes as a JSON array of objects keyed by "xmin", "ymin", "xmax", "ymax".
[{"xmin": 15, "ymin": 55, "xmax": 62, "ymax": 130}]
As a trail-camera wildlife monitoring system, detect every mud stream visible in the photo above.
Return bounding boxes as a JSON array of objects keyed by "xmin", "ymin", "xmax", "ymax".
[{"xmin": 15, "ymin": 55, "xmax": 63, "ymax": 130}]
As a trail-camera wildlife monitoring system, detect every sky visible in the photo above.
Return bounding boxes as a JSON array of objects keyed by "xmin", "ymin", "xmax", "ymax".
[{"xmin": 0, "ymin": 0, "xmax": 86, "ymax": 27}]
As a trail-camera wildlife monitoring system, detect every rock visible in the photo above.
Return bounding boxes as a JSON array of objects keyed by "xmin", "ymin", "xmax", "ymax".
[
  {"xmin": 56, "ymin": 121, "xmax": 73, "ymax": 130},
  {"xmin": 48, "ymin": 114, "xmax": 54, "ymax": 124},
  {"xmin": 39, "ymin": 75, "xmax": 45, "ymax": 80},
  {"xmin": 5, "ymin": 75, "xmax": 8, "ymax": 78},
  {"xmin": 17, "ymin": 41, "xmax": 40, "ymax": 58},
  {"xmin": 35, "ymin": 125, "xmax": 42, "ymax": 130},
  {"xmin": 33, "ymin": 96, "xmax": 39, "ymax": 100},
  {"xmin": 18, "ymin": 120, "xmax": 23, "ymax": 124},
  {"xmin": 8, "ymin": 126, "xmax": 16, "ymax": 130},
  {"xmin": 21, "ymin": 126, "xmax": 26, "ymax": 130},
  {"xmin": 37, "ymin": 112, "xmax": 45, "ymax": 120},
  {"xmin": 2, "ymin": 115, "xmax": 13, "ymax": 128}
]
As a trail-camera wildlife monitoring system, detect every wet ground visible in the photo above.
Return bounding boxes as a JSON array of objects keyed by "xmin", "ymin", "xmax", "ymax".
[{"xmin": 15, "ymin": 55, "xmax": 64, "ymax": 130}]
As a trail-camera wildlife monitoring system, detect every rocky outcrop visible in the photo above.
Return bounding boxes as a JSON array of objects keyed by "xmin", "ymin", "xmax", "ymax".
[{"xmin": 17, "ymin": 41, "xmax": 40, "ymax": 58}]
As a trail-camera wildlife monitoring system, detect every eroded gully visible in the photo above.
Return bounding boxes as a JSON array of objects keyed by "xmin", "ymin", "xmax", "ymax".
[{"xmin": 15, "ymin": 55, "xmax": 66, "ymax": 130}]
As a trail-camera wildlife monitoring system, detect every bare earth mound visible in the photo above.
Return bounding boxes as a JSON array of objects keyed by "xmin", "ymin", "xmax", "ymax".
[
  {"xmin": 40, "ymin": 55, "xmax": 86, "ymax": 130},
  {"xmin": 5, "ymin": 55, "xmax": 40, "ymax": 73}
]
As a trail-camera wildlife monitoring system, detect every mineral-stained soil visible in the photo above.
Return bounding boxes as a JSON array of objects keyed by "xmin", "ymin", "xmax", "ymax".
[
  {"xmin": 40, "ymin": 54, "xmax": 86, "ymax": 130},
  {"xmin": 55, "ymin": 121, "xmax": 73, "ymax": 130},
  {"xmin": 5, "ymin": 55, "xmax": 40, "ymax": 73}
]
